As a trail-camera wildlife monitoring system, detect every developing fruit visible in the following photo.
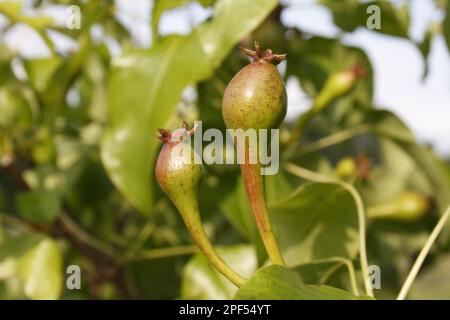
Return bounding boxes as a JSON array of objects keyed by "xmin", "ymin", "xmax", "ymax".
[
  {"xmin": 155, "ymin": 124, "xmax": 202, "ymax": 214},
  {"xmin": 155, "ymin": 123, "xmax": 245, "ymax": 286},
  {"xmin": 335, "ymin": 154, "xmax": 372, "ymax": 182},
  {"xmin": 222, "ymin": 41, "xmax": 287, "ymax": 130},
  {"xmin": 313, "ymin": 63, "xmax": 366, "ymax": 112},
  {"xmin": 289, "ymin": 64, "xmax": 366, "ymax": 145},
  {"xmin": 335, "ymin": 157, "xmax": 357, "ymax": 180},
  {"xmin": 367, "ymin": 192, "xmax": 430, "ymax": 221},
  {"xmin": 222, "ymin": 42, "xmax": 287, "ymax": 266}
]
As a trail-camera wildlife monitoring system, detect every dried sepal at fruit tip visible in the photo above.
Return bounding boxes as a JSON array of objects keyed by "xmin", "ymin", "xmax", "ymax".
[
  {"xmin": 156, "ymin": 128, "xmax": 173, "ymax": 143},
  {"xmin": 156, "ymin": 121, "xmax": 196, "ymax": 144},
  {"xmin": 155, "ymin": 122, "xmax": 202, "ymax": 205},
  {"xmin": 240, "ymin": 41, "xmax": 287, "ymax": 65},
  {"xmin": 222, "ymin": 42, "xmax": 287, "ymax": 131}
]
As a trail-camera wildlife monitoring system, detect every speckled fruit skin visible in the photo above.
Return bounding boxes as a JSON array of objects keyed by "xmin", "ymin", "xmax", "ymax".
[
  {"xmin": 155, "ymin": 140, "xmax": 202, "ymax": 213},
  {"xmin": 222, "ymin": 60, "xmax": 287, "ymax": 130}
]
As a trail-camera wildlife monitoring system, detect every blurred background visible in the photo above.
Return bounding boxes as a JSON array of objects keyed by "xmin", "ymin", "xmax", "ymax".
[
  {"xmin": 3, "ymin": 0, "xmax": 450, "ymax": 154},
  {"xmin": 0, "ymin": 0, "xmax": 449, "ymax": 300}
]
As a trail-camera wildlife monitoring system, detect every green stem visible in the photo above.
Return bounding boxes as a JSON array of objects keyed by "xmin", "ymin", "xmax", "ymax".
[
  {"xmin": 296, "ymin": 125, "xmax": 370, "ymax": 156},
  {"xmin": 179, "ymin": 205, "xmax": 246, "ymax": 287},
  {"xmin": 240, "ymin": 162, "xmax": 286, "ymax": 266},
  {"xmin": 319, "ymin": 263, "xmax": 345, "ymax": 286},
  {"xmin": 305, "ymin": 257, "xmax": 359, "ymax": 296},
  {"xmin": 0, "ymin": 213, "xmax": 33, "ymax": 233},
  {"xmin": 131, "ymin": 245, "xmax": 199, "ymax": 261},
  {"xmin": 397, "ymin": 204, "xmax": 450, "ymax": 300},
  {"xmin": 59, "ymin": 212, "xmax": 116, "ymax": 258},
  {"xmin": 284, "ymin": 163, "xmax": 374, "ymax": 297}
]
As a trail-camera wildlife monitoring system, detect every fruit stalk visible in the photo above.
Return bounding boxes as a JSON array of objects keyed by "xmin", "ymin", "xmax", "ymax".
[
  {"xmin": 240, "ymin": 161, "xmax": 286, "ymax": 265},
  {"xmin": 155, "ymin": 125, "xmax": 245, "ymax": 287},
  {"xmin": 178, "ymin": 198, "xmax": 246, "ymax": 287}
]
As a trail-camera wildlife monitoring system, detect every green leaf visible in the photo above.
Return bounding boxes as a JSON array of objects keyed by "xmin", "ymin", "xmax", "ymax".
[
  {"xmin": 417, "ymin": 28, "xmax": 432, "ymax": 79},
  {"xmin": 31, "ymin": 127, "xmax": 56, "ymax": 165},
  {"xmin": 234, "ymin": 265, "xmax": 368, "ymax": 300},
  {"xmin": 359, "ymin": 110, "xmax": 450, "ymax": 243},
  {"xmin": 0, "ymin": 1, "xmax": 53, "ymax": 29},
  {"xmin": 16, "ymin": 190, "xmax": 61, "ymax": 224},
  {"xmin": 23, "ymin": 57, "xmax": 63, "ymax": 93},
  {"xmin": 319, "ymin": 0, "xmax": 361, "ymax": 33},
  {"xmin": 443, "ymin": 0, "xmax": 450, "ymax": 52},
  {"xmin": 0, "ymin": 233, "xmax": 46, "ymax": 262},
  {"xmin": 102, "ymin": 0, "xmax": 277, "ymax": 214},
  {"xmin": 181, "ymin": 245, "xmax": 257, "ymax": 299},
  {"xmin": 366, "ymin": 110, "xmax": 450, "ymax": 219},
  {"xmin": 367, "ymin": 109, "xmax": 415, "ymax": 143},
  {"xmin": 359, "ymin": 138, "xmax": 416, "ymax": 206},
  {"xmin": 286, "ymin": 36, "xmax": 373, "ymax": 103},
  {"xmin": 130, "ymin": 256, "xmax": 187, "ymax": 300},
  {"xmin": 17, "ymin": 238, "xmax": 63, "ymax": 300},
  {"xmin": 321, "ymin": 0, "xmax": 410, "ymax": 38},
  {"xmin": 39, "ymin": 34, "xmax": 91, "ymax": 120},
  {"xmin": 152, "ymin": 0, "xmax": 191, "ymax": 39},
  {"xmin": 0, "ymin": 1, "xmax": 22, "ymax": 17},
  {"xmin": 152, "ymin": 0, "xmax": 217, "ymax": 40},
  {"xmin": 265, "ymin": 170, "xmax": 294, "ymax": 206},
  {"xmin": 292, "ymin": 259, "xmax": 349, "ymax": 286},
  {"xmin": 0, "ymin": 85, "xmax": 34, "ymax": 146},
  {"xmin": 0, "ymin": 44, "xmax": 14, "ymax": 86},
  {"xmin": 199, "ymin": 0, "xmax": 216, "ymax": 7},
  {"xmin": 269, "ymin": 183, "xmax": 359, "ymax": 265},
  {"xmin": 366, "ymin": 1, "xmax": 409, "ymax": 38}
]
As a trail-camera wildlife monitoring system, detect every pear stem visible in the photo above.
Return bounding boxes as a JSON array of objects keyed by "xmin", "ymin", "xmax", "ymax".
[
  {"xmin": 240, "ymin": 162, "xmax": 286, "ymax": 266},
  {"xmin": 180, "ymin": 205, "xmax": 246, "ymax": 287}
]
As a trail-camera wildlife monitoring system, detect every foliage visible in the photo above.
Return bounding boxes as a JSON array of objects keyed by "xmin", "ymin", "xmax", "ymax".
[
  {"xmin": 0, "ymin": 0, "xmax": 449, "ymax": 300},
  {"xmin": 235, "ymin": 265, "xmax": 372, "ymax": 300}
]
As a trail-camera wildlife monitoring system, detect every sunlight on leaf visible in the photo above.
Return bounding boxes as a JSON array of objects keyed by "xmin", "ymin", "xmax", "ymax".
[{"xmin": 102, "ymin": 0, "xmax": 277, "ymax": 214}]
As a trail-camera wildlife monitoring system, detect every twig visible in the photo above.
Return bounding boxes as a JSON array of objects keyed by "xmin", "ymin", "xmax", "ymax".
[
  {"xmin": 58, "ymin": 211, "xmax": 116, "ymax": 258},
  {"xmin": 0, "ymin": 213, "xmax": 34, "ymax": 233},
  {"xmin": 397, "ymin": 204, "xmax": 450, "ymax": 300},
  {"xmin": 296, "ymin": 125, "xmax": 370, "ymax": 156},
  {"xmin": 130, "ymin": 245, "xmax": 199, "ymax": 261}
]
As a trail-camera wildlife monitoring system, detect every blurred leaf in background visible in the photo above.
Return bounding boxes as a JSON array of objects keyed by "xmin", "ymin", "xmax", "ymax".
[{"xmin": 0, "ymin": 0, "xmax": 449, "ymax": 300}]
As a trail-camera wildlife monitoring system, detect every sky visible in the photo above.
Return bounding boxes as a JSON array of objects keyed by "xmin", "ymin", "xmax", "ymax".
[{"xmin": 1, "ymin": 0, "xmax": 449, "ymax": 155}]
